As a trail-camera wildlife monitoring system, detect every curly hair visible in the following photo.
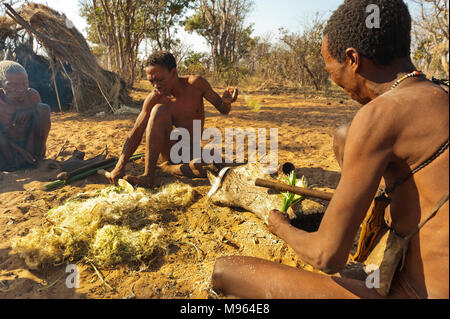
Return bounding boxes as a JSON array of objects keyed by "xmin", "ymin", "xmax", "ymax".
[
  {"xmin": 0, "ymin": 60, "xmax": 28, "ymax": 86},
  {"xmin": 146, "ymin": 51, "xmax": 177, "ymax": 71},
  {"xmin": 324, "ymin": 0, "xmax": 412, "ymax": 65}
]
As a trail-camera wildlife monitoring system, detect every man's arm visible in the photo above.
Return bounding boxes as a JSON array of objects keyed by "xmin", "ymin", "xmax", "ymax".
[
  {"xmin": 269, "ymin": 102, "xmax": 395, "ymax": 274},
  {"xmin": 9, "ymin": 89, "xmax": 42, "ymax": 126},
  {"xmin": 108, "ymin": 92, "xmax": 162, "ymax": 185},
  {"xmin": 192, "ymin": 76, "xmax": 238, "ymax": 115},
  {"xmin": 0, "ymin": 129, "xmax": 36, "ymax": 164}
]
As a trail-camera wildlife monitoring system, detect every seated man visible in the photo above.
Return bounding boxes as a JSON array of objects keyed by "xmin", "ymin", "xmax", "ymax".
[
  {"xmin": 0, "ymin": 61, "xmax": 51, "ymax": 172},
  {"xmin": 211, "ymin": 0, "xmax": 449, "ymax": 299},
  {"xmin": 108, "ymin": 52, "xmax": 238, "ymax": 187}
]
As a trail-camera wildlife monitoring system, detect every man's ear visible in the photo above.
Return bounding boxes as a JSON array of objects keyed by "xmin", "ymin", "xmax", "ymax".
[{"xmin": 345, "ymin": 48, "xmax": 360, "ymax": 72}]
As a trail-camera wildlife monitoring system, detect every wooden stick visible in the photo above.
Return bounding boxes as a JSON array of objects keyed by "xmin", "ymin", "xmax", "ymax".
[
  {"xmin": 53, "ymin": 140, "xmax": 69, "ymax": 160},
  {"xmin": 97, "ymin": 169, "xmax": 111, "ymax": 179},
  {"xmin": 3, "ymin": 3, "xmax": 46, "ymax": 41},
  {"xmin": 255, "ymin": 178, "xmax": 334, "ymax": 201},
  {"xmin": 59, "ymin": 61, "xmax": 79, "ymax": 112},
  {"xmin": 57, "ymin": 157, "xmax": 117, "ymax": 180},
  {"xmin": 51, "ymin": 64, "xmax": 63, "ymax": 113}
]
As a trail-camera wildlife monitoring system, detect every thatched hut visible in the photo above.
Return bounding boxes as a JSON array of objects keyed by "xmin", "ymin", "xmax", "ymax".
[{"xmin": 0, "ymin": 3, "xmax": 128, "ymax": 113}]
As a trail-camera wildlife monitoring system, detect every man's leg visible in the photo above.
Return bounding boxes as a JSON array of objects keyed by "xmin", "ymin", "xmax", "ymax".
[
  {"xmin": 333, "ymin": 123, "xmax": 350, "ymax": 169},
  {"xmin": 211, "ymin": 256, "xmax": 411, "ymax": 299},
  {"xmin": 36, "ymin": 104, "xmax": 51, "ymax": 159},
  {"xmin": 25, "ymin": 103, "xmax": 51, "ymax": 160},
  {"xmin": 124, "ymin": 104, "xmax": 173, "ymax": 187},
  {"xmin": 158, "ymin": 131, "xmax": 218, "ymax": 179},
  {"xmin": 159, "ymin": 158, "xmax": 216, "ymax": 179},
  {"xmin": 0, "ymin": 133, "xmax": 15, "ymax": 170}
]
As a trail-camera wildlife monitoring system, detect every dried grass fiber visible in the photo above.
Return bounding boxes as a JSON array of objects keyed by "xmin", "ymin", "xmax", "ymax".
[{"xmin": 11, "ymin": 180, "xmax": 195, "ymax": 269}]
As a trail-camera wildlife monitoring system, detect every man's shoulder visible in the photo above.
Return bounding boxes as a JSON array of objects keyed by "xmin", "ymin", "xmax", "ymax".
[
  {"xmin": 350, "ymin": 95, "xmax": 401, "ymax": 144},
  {"xmin": 356, "ymin": 95, "xmax": 395, "ymax": 122},
  {"xmin": 186, "ymin": 74, "xmax": 210, "ymax": 89},
  {"xmin": 143, "ymin": 90, "xmax": 164, "ymax": 105}
]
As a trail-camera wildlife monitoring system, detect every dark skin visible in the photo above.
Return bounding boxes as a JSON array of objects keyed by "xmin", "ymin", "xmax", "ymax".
[
  {"xmin": 108, "ymin": 64, "xmax": 238, "ymax": 187},
  {"xmin": 0, "ymin": 72, "xmax": 51, "ymax": 170},
  {"xmin": 211, "ymin": 37, "xmax": 449, "ymax": 299}
]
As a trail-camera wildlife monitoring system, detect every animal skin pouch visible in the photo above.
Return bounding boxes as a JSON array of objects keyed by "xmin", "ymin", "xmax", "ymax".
[
  {"xmin": 356, "ymin": 192, "xmax": 449, "ymax": 297},
  {"xmin": 363, "ymin": 222, "xmax": 409, "ymax": 296}
]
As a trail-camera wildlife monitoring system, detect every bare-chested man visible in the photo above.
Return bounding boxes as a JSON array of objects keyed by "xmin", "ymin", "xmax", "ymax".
[
  {"xmin": 211, "ymin": 0, "xmax": 449, "ymax": 299},
  {"xmin": 0, "ymin": 61, "xmax": 51, "ymax": 172},
  {"xmin": 108, "ymin": 52, "xmax": 238, "ymax": 187}
]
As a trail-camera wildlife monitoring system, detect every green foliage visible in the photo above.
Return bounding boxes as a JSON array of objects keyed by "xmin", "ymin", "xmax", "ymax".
[
  {"xmin": 184, "ymin": 0, "xmax": 255, "ymax": 72},
  {"xmin": 240, "ymin": 14, "xmax": 330, "ymax": 91},
  {"xmin": 244, "ymin": 94, "xmax": 262, "ymax": 112},
  {"xmin": 184, "ymin": 13, "xmax": 206, "ymax": 36},
  {"xmin": 216, "ymin": 56, "xmax": 249, "ymax": 86},
  {"xmin": 179, "ymin": 51, "xmax": 212, "ymax": 77},
  {"xmin": 79, "ymin": 0, "xmax": 194, "ymax": 85},
  {"xmin": 280, "ymin": 172, "xmax": 307, "ymax": 213},
  {"xmin": 411, "ymin": 0, "xmax": 449, "ymax": 78}
]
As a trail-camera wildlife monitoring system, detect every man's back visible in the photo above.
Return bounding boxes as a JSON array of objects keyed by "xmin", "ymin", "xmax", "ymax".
[{"xmin": 352, "ymin": 78, "xmax": 449, "ymax": 298}]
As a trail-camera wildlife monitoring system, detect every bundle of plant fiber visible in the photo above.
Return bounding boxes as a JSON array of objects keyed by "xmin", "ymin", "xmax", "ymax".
[{"xmin": 11, "ymin": 180, "xmax": 195, "ymax": 269}]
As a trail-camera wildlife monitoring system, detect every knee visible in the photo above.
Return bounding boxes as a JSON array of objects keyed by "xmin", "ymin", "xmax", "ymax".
[
  {"xmin": 36, "ymin": 103, "xmax": 51, "ymax": 122},
  {"xmin": 36, "ymin": 103, "xmax": 51, "ymax": 115},
  {"xmin": 148, "ymin": 104, "xmax": 171, "ymax": 130},
  {"xmin": 333, "ymin": 124, "xmax": 350, "ymax": 156},
  {"xmin": 150, "ymin": 104, "xmax": 170, "ymax": 121}
]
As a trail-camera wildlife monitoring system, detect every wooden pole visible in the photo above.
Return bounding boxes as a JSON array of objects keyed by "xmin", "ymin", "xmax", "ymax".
[
  {"xmin": 59, "ymin": 61, "xmax": 79, "ymax": 113},
  {"xmin": 255, "ymin": 178, "xmax": 334, "ymax": 201},
  {"xmin": 51, "ymin": 64, "xmax": 63, "ymax": 113}
]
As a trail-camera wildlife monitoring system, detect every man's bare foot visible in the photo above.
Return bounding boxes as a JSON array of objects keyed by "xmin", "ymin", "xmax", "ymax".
[
  {"xmin": 123, "ymin": 175, "xmax": 154, "ymax": 188},
  {"xmin": 158, "ymin": 161, "xmax": 174, "ymax": 174},
  {"xmin": 159, "ymin": 161, "xmax": 219, "ymax": 177}
]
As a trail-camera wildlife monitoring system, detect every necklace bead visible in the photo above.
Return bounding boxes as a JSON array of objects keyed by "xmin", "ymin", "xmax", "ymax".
[{"xmin": 392, "ymin": 70, "xmax": 424, "ymax": 89}]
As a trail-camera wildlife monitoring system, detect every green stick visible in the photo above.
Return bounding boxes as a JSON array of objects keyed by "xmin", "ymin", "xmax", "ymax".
[{"xmin": 42, "ymin": 153, "xmax": 145, "ymax": 191}]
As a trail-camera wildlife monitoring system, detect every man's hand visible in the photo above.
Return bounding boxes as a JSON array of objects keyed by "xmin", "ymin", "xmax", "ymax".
[
  {"xmin": 13, "ymin": 109, "xmax": 33, "ymax": 126},
  {"xmin": 222, "ymin": 87, "xmax": 239, "ymax": 106},
  {"xmin": 108, "ymin": 166, "xmax": 126, "ymax": 186},
  {"xmin": 268, "ymin": 209, "xmax": 291, "ymax": 238},
  {"xmin": 9, "ymin": 141, "xmax": 37, "ymax": 164}
]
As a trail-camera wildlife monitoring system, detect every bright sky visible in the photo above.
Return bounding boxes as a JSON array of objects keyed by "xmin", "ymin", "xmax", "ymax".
[{"xmin": 30, "ymin": 0, "xmax": 419, "ymax": 53}]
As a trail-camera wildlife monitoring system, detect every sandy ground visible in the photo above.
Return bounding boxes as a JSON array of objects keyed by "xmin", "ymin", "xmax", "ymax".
[{"xmin": 0, "ymin": 81, "xmax": 359, "ymax": 299}]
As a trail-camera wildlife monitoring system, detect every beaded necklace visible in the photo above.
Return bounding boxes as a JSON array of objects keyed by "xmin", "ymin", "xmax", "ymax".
[{"xmin": 391, "ymin": 70, "xmax": 425, "ymax": 89}]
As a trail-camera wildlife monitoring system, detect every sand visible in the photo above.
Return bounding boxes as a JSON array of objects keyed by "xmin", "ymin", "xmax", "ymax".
[{"xmin": 0, "ymin": 81, "xmax": 359, "ymax": 299}]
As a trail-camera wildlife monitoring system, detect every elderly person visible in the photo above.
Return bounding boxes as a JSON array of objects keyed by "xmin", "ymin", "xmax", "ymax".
[{"xmin": 0, "ymin": 60, "xmax": 51, "ymax": 172}]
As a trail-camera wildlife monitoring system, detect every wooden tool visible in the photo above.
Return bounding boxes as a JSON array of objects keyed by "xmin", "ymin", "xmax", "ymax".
[
  {"xmin": 255, "ymin": 178, "xmax": 334, "ymax": 201},
  {"xmin": 97, "ymin": 169, "xmax": 111, "ymax": 179},
  {"xmin": 57, "ymin": 157, "xmax": 117, "ymax": 180}
]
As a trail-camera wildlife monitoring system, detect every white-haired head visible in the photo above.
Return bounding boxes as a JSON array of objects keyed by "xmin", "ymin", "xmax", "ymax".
[{"xmin": 0, "ymin": 60, "xmax": 28, "ymax": 87}]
